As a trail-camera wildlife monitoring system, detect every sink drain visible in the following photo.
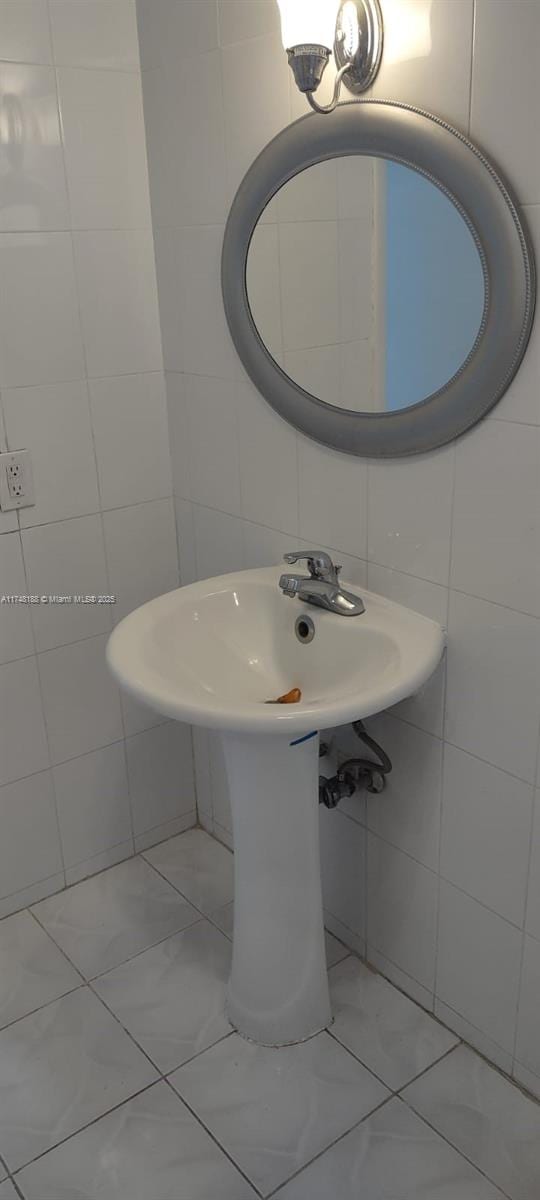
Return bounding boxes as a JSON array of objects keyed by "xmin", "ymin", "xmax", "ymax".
[{"xmin": 295, "ymin": 614, "xmax": 315, "ymax": 644}]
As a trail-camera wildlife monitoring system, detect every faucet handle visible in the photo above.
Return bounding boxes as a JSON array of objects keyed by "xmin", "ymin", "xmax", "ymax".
[{"xmin": 283, "ymin": 550, "xmax": 338, "ymax": 582}]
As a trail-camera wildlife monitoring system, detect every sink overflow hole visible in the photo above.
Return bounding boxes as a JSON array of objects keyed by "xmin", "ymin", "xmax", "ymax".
[{"xmin": 295, "ymin": 614, "xmax": 315, "ymax": 644}]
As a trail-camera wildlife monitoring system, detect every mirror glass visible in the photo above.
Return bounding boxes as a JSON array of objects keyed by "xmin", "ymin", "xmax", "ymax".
[{"xmin": 246, "ymin": 157, "xmax": 485, "ymax": 413}]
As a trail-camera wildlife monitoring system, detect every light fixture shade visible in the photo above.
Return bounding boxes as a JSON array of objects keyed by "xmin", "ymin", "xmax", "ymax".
[{"xmin": 277, "ymin": 0, "xmax": 341, "ymax": 51}]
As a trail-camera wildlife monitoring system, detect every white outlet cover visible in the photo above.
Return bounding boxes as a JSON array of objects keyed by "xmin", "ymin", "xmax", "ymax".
[{"xmin": 0, "ymin": 449, "xmax": 35, "ymax": 510}]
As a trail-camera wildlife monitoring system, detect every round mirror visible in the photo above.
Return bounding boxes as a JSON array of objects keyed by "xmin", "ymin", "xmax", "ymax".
[
  {"xmin": 222, "ymin": 102, "xmax": 535, "ymax": 457},
  {"xmin": 246, "ymin": 157, "xmax": 485, "ymax": 415}
]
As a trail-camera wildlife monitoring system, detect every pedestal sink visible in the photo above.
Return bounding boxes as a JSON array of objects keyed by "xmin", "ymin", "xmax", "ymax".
[{"xmin": 107, "ymin": 564, "xmax": 444, "ymax": 1046}]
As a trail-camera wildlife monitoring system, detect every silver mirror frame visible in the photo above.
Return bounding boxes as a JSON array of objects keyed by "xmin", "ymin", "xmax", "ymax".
[{"xmin": 222, "ymin": 100, "xmax": 536, "ymax": 457}]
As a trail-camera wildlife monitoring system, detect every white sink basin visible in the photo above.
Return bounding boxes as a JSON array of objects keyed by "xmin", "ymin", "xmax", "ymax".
[
  {"xmin": 106, "ymin": 564, "xmax": 444, "ymax": 736},
  {"xmin": 107, "ymin": 564, "xmax": 444, "ymax": 1048}
]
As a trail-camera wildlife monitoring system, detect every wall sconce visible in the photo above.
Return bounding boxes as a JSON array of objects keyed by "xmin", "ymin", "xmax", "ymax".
[{"xmin": 277, "ymin": 0, "xmax": 383, "ymax": 113}]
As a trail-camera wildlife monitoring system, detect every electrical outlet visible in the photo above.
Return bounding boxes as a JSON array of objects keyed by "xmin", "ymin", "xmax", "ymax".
[{"xmin": 0, "ymin": 450, "xmax": 35, "ymax": 511}]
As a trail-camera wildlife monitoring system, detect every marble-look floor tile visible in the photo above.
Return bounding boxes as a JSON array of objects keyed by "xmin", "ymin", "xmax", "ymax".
[
  {"xmin": 325, "ymin": 931, "xmax": 350, "ymax": 968},
  {"xmin": 144, "ymin": 828, "xmax": 234, "ymax": 915},
  {"xmin": 16, "ymin": 1081, "xmax": 257, "ymax": 1200},
  {"xmin": 0, "ymin": 1181, "xmax": 18, "ymax": 1199},
  {"xmin": 275, "ymin": 1096, "xmax": 506, "ymax": 1199},
  {"xmin": 32, "ymin": 856, "xmax": 199, "ymax": 978},
  {"xmin": 0, "ymin": 987, "xmax": 156, "ymax": 1172},
  {"xmin": 0, "ymin": 910, "xmax": 80, "ymax": 1030},
  {"xmin": 170, "ymin": 1030, "xmax": 389, "ymax": 1196},
  {"xmin": 403, "ymin": 1044, "xmax": 540, "ymax": 1200},
  {"xmin": 94, "ymin": 920, "xmax": 232, "ymax": 1072},
  {"xmin": 210, "ymin": 901, "xmax": 348, "ymax": 968},
  {"xmin": 329, "ymin": 958, "xmax": 458, "ymax": 1090}
]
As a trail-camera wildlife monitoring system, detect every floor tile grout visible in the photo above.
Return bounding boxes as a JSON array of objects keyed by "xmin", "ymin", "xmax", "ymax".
[
  {"xmin": 0, "ymin": 947, "xmax": 463, "ymax": 1192},
  {"xmin": 27, "ymin": 908, "xmax": 88, "ymax": 983},
  {"xmin": 397, "ymin": 1095, "xmax": 515, "ymax": 1200},
  {"xmin": 394, "ymin": 1040, "xmax": 461, "ymax": 1095},
  {"xmin": 9, "ymin": 1080, "xmax": 159, "ymax": 1181},
  {"xmin": 163, "ymin": 1073, "xmax": 265, "ymax": 1199},
  {"xmin": 263, "ymin": 1092, "xmax": 397, "ymax": 1200},
  {"xmin": 2, "ymin": 828, "xmax": 538, "ymax": 1198},
  {"xmin": 0, "ymin": 980, "xmax": 85, "ymax": 1037}
]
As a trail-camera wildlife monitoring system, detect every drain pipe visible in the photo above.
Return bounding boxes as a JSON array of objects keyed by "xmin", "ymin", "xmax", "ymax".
[{"xmin": 319, "ymin": 720, "xmax": 392, "ymax": 809}]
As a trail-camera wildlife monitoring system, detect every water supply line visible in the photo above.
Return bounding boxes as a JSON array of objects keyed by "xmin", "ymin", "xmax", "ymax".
[{"xmin": 319, "ymin": 719, "xmax": 392, "ymax": 809}]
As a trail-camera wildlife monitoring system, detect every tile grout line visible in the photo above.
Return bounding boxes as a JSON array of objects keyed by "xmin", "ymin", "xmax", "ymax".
[
  {"xmin": 0, "ymin": 978, "xmax": 85, "ymax": 1039},
  {"xmin": 0, "ymin": 1047, "xmax": 511, "ymax": 1200},
  {"xmin": 433, "ymin": 430, "xmax": 455, "ymax": 1015},
  {"xmin": 5, "ymin": 981, "xmax": 241, "ymax": 1185},
  {"xmin": 5, "ymin": 496, "xmax": 540, "ymax": 621},
  {"xmin": 9, "ymin": 1079, "xmax": 159, "ymax": 1183},
  {"xmin": 16, "ymin": 518, "xmax": 68, "ymax": 892},
  {"xmin": 18, "ymin": 832, "xmax": 540, "ymax": 1089},
  {"xmin": 0, "ymin": 807, "xmax": 169, "ymax": 921},
  {"xmin": 264, "ymin": 1036, "xmax": 509, "ymax": 1200},
  {"xmin": 26, "ymin": 839, "xmax": 234, "ymax": 987},
  {"xmin": 510, "ymin": 784, "xmax": 538, "ymax": 1071},
  {"xmin": 4, "ymin": 833, "xmax": 540, "ymax": 1193},
  {"xmin": 398, "ymin": 1096, "xmax": 514, "ymax": 1200},
  {"xmin": 23, "ymin": 834, "xmax": 540, "ymax": 1089},
  {"xmin": 351, "ymin": 813, "xmax": 539, "ymax": 936},
  {"xmin": 265, "ymin": 1092, "xmax": 396, "ymax": 1200},
  {"xmin": 31, "ymin": 906, "xmax": 205, "ymax": 989},
  {"xmin": 325, "ymin": 1023, "xmax": 460, "ymax": 1097},
  {"xmin": 163, "ymin": 1071, "xmax": 268, "ymax": 1200}
]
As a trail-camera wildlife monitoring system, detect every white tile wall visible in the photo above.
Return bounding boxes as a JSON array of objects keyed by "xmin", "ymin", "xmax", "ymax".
[
  {"xmin": 298, "ymin": 436, "xmax": 367, "ymax": 559},
  {"xmin": 365, "ymin": 714, "xmax": 442, "ymax": 872},
  {"xmin": 218, "ymin": 0, "xmax": 279, "ymax": 48},
  {"xmin": 3, "ymin": 382, "xmax": 100, "ymax": 527},
  {"xmin": 89, "ymin": 374, "xmax": 171, "ymax": 510},
  {"xmin": 142, "ymin": 50, "xmax": 228, "ymax": 230},
  {"xmin": 367, "ymin": 448, "xmax": 455, "ymax": 585},
  {"xmin": 125, "ymin": 721, "xmax": 196, "ymax": 842},
  {"xmin": 471, "ymin": 0, "xmax": 540, "ymax": 206},
  {"xmin": 445, "ymin": 592, "xmax": 540, "ymax": 783},
  {"xmin": 57, "ymin": 67, "xmax": 152, "ymax": 230},
  {"xmin": 0, "ymin": 657, "xmax": 49, "ymax": 786},
  {"xmin": 319, "ymin": 808, "xmax": 366, "ymax": 949},
  {"xmin": 0, "ymin": 0, "xmax": 195, "ymax": 914},
  {"xmin": 73, "ymin": 230, "xmax": 162, "ymax": 377},
  {"xmin": 0, "ymin": 2, "xmax": 52, "ymax": 65},
  {"xmin": 0, "ymin": 771, "xmax": 63, "ymax": 902},
  {"xmin": 0, "ymin": 534, "xmax": 34, "ymax": 663},
  {"xmin": 515, "ymin": 935, "xmax": 540, "ymax": 1080},
  {"xmin": 237, "ymin": 379, "xmax": 298, "ymax": 533},
  {"xmin": 138, "ymin": 0, "xmax": 540, "ymax": 1096},
  {"xmin": 220, "ymin": 30, "xmax": 290, "ymax": 198},
  {"xmin": 367, "ymin": 835, "xmax": 439, "ymax": 992},
  {"xmin": 0, "ymin": 63, "xmax": 68, "ymax": 231},
  {"xmin": 49, "ymin": 1, "xmax": 140, "ymax": 72},
  {"xmin": 38, "ymin": 634, "xmax": 124, "ymax": 764},
  {"xmin": 103, "ymin": 497, "xmax": 178, "ymax": 623},
  {"xmin": 53, "ymin": 741, "xmax": 132, "ymax": 872},
  {"xmin": 138, "ymin": 0, "xmax": 219, "ymax": 71},
  {"xmin": 440, "ymin": 744, "xmax": 534, "ymax": 926},
  {"xmin": 22, "ymin": 515, "xmax": 112, "ymax": 650},
  {"xmin": 182, "ymin": 376, "xmax": 242, "ymax": 516},
  {"xmin": 0, "ymin": 234, "xmax": 85, "ymax": 387},
  {"xmin": 163, "ymin": 227, "xmax": 237, "ymax": 380},
  {"xmin": 493, "ymin": 205, "xmax": 540, "ymax": 428},
  {"xmin": 526, "ymin": 789, "xmax": 540, "ymax": 942},
  {"xmin": 451, "ymin": 421, "xmax": 540, "ymax": 616},
  {"xmin": 436, "ymin": 880, "xmax": 523, "ymax": 1053}
]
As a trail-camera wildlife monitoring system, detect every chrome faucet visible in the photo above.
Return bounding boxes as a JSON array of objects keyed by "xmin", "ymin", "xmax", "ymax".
[{"xmin": 279, "ymin": 551, "xmax": 365, "ymax": 617}]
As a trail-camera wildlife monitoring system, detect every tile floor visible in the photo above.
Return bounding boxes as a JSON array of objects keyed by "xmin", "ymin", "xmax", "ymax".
[{"xmin": 0, "ymin": 827, "xmax": 538, "ymax": 1198}]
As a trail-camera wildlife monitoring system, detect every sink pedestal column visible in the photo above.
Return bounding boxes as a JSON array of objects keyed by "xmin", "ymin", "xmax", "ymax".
[{"xmin": 221, "ymin": 729, "xmax": 331, "ymax": 1046}]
